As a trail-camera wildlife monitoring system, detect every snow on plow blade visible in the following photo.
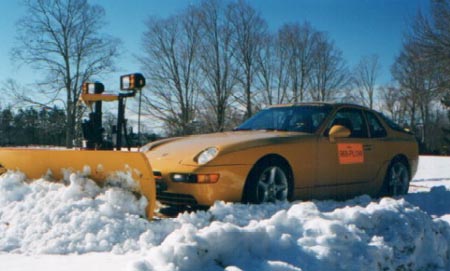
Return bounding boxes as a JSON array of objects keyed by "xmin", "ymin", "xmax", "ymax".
[{"xmin": 0, "ymin": 148, "xmax": 156, "ymax": 219}]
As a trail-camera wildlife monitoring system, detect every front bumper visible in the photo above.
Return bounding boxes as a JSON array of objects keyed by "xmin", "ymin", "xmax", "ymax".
[{"xmin": 154, "ymin": 164, "xmax": 253, "ymax": 206}]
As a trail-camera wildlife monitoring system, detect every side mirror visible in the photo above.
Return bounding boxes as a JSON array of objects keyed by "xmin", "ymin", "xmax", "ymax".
[{"xmin": 329, "ymin": 125, "xmax": 351, "ymax": 143}]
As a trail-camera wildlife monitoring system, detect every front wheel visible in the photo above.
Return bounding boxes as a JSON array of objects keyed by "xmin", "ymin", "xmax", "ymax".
[
  {"xmin": 243, "ymin": 159, "xmax": 292, "ymax": 203},
  {"xmin": 381, "ymin": 159, "xmax": 410, "ymax": 196}
]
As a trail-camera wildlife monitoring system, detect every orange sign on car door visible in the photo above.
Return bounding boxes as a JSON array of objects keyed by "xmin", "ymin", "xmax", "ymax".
[{"xmin": 337, "ymin": 143, "xmax": 364, "ymax": 164}]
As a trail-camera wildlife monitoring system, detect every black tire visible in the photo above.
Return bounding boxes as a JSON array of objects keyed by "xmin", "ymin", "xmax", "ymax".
[
  {"xmin": 380, "ymin": 158, "xmax": 410, "ymax": 197},
  {"xmin": 243, "ymin": 158, "xmax": 293, "ymax": 204}
]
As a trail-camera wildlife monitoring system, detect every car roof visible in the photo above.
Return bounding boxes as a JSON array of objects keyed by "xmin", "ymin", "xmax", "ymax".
[{"xmin": 267, "ymin": 102, "xmax": 369, "ymax": 110}]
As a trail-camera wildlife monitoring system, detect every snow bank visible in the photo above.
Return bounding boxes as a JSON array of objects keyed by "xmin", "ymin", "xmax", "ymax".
[
  {"xmin": 0, "ymin": 171, "xmax": 149, "ymax": 254},
  {"xmin": 1, "ymin": 172, "xmax": 450, "ymax": 271},
  {"xmin": 413, "ymin": 156, "xmax": 450, "ymax": 181},
  {"xmin": 133, "ymin": 198, "xmax": 450, "ymax": 271},
  {"xmin": 1, "ymin": 155, "xmax": 450, "ymax": 271}
]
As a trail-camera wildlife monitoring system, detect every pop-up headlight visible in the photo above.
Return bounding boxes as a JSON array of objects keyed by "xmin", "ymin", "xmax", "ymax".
[{"xmin": 196, "ymin": 147, "xmax": 219, "ymax": 165}]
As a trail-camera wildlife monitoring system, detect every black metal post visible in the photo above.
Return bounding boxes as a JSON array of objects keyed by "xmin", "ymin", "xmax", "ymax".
[
  {"xmin": 137, "ymin": 90, "xmax": 142, "ymax": 147},
  {"xmin": 94, "ymin": 99, "xmax": 103, "ymax": 147},
  {"xmin": 116, "ymin": 96, "xmax": 124, "ymax": 150}
]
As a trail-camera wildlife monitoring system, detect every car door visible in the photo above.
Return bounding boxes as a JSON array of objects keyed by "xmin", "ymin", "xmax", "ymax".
[{"xmin": 316, "ymin": 107, "xmax": 381, "ymax": 187}]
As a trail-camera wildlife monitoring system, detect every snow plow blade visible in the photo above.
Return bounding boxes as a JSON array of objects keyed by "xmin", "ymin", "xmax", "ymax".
[{"xmin": 0, "ymin": 148, "xmax": 156, "ymax": 219}]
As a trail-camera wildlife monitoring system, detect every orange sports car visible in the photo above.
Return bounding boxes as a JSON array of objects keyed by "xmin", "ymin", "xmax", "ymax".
[{"xmin": 142, "ymin": 103, "xmax": 418, "ymax": 206}]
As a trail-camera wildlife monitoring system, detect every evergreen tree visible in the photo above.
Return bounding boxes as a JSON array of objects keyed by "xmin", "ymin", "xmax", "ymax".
[
  {"xmin": 0, "ymin": 106, "xmax": 67, "ymax": 147},
  {"xmin": 0, "ymin": 108, "xmax": 14, "ymax": 146}
]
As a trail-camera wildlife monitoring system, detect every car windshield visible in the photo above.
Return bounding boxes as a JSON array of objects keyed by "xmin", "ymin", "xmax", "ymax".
[{"xmin": 235, "ymin": 105, "xmax": 332, "ymax": 133}]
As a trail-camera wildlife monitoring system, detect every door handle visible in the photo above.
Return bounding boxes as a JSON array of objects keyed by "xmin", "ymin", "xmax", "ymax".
[{"xmin": 363, "ymin": 144, "xmax": 372, "ymax": 151}]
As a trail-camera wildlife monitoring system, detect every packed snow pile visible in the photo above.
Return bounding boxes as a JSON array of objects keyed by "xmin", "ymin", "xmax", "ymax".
[
  {"xmin": 0, "ymin": 156, "xmax": 449, "ymax": 271},
  {"xmin": 134, "ymin": 197, "xmax": 450, "ymax": 271},
  {"xmin": 0, "ymin": 171, "xmax": 150, "ymax": 254}
]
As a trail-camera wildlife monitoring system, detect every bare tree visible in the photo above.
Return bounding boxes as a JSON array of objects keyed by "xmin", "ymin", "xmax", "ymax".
[
  {"xmin": 353, "ymin": 54, "xmax": 381, "ymax": 109},
  {"xmin": 140, "ymin": 7, "xmax": 201, "ymax": 136},
  {"xmin": 308, "ymin": 34, "xmax": 350, "ymax": 102},
  {"xmin": 391, "ymin": 40, "xmax": 443, "ymax": 150},
  {"xmin": 256, "ymin": 33, "xmax": 290, "ymax": 106},
  {"xmin": 410, "ymin": 0, "xmax": 450, "ymax": 85},
  {"xmin": 227, "ymin": 0, "xmax": 267, "ymax": 118},
  {"xmin": 391, "ymin": 44, "xmax": 423, "ymax": 129},
  {"xmin": 13, "ymin": 0, "xmax": 119, "ymax": 147},
  {"xmin": 197, "ymin": 0, "xmax": 239, "ymax": 132},
  {"xmin": 256, "ymin": 33, "xmax": 275, "ymax": 105},
  {"xmin": 407, "ymin": 0, "xmax": 450, "ymax": 152},
  {"xmin": 277, "ymin": 22, "xmax": 319, "ymax": 103},
  {"xmin": 378, "ymin": 85, "xmax": 408, "ymax": 124}
]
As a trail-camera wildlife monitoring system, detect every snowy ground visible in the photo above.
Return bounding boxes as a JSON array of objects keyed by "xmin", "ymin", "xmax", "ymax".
[{"xmin": 0, "ymin": 156, "xmax": 449, "ymax": 271}]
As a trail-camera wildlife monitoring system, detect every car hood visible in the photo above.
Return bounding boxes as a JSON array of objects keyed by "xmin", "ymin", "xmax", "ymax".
[{"xmin": 144, "ymin": 130, "xmax": 309, "ymax": 166}]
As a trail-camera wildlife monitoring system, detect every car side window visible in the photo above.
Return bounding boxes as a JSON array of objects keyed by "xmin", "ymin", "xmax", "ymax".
[
  {"xmin": 366, "ymin": 111, "xmax": 387, "ymax": 138},
  {"xmin": 326, "ymin": 108, "xmax": 369, "ymax": 138}
]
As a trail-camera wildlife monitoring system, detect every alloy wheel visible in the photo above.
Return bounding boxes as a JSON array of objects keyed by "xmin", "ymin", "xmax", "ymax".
[
  {"xmin": 389, "ymin": 161, "xmax": 409, "ymax": 196},
  {"xmin": 256, "ymin": 166, "xmax": 289, "ymax": 202}
]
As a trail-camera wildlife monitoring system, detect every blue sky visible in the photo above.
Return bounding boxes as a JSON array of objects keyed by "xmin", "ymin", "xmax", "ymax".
[{"xmin": 0, "ymin": 0, "xmax": 429, "ymax": 90}]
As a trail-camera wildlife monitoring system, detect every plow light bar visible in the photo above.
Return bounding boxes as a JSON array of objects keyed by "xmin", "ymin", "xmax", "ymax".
[
  {"xmin": 120, "ymin": 73, "xmax": 146, "ymax": 90},
  {"xmin": 82, "ymin": 82, "xmax": 105, "ymax": 94}
]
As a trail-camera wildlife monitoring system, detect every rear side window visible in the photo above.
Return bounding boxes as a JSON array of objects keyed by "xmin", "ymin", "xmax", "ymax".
[
  {"xmin": 379, "ymin": 113, "xmax": 413, "ymax": 134},
  {"xmin": 365, "ymin": 111, "xmax": 387, "ymax": 138}
]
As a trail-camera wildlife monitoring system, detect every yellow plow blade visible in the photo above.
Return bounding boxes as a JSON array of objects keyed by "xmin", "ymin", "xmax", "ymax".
[{"xmin": 0, "ymin": 148, "xmax": 156, "ymax": 219}]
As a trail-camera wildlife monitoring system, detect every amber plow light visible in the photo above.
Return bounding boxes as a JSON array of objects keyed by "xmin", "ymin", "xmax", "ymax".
[
  {"xmin": 120, "ymin": 73, "xmax": 146, "ymax": 90},
  {"xmin": 82, "ymin": 82, "xmax": 105, "ymax": 94}
]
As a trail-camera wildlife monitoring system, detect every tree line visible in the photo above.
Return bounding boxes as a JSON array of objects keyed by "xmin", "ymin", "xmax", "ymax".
[
  {"xmin": 0, "ymin": 106, "xmax": 159, "ymax": 148},
  {"xmin": 4, "ymin": 0, "xmax": 450, "ymax": 154},
  {"xmin": 0, "ymin": 106, "xmax": 66, "ymax": 146}
]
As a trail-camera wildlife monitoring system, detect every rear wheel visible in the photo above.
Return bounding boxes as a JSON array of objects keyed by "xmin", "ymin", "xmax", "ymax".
[
  {"xmin": 243, "ymin": 159, "xmax": 292, "ymax": 203},
  {"xmin": 381, "ymin": 159, "xmax": 410, "ymax": 196}
]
